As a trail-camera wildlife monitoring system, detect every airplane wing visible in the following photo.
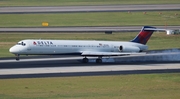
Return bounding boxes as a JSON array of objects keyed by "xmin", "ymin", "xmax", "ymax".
[{"xmin": 81, "ymin": 51, "xmax": 145, "ymax": 56}]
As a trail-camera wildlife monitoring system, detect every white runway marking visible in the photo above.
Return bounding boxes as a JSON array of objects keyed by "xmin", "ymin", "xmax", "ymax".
[{"xmin": 0, "ymin": 63, "xmax": 180, "ymax": 75}]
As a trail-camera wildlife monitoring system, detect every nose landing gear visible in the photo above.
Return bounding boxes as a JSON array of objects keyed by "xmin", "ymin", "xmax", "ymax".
[{"xmin": 15, "ymin": 54, "xmax": 20, "ymax": 61}]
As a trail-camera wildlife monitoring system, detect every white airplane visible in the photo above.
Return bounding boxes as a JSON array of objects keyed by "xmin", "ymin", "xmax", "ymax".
[{"xmin": 9, "ymin": 26, "xmax": 158, "ymax": 63}]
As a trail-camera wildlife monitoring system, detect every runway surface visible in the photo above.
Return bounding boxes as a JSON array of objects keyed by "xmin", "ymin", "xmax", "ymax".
[
  {"xmin": 0, "ymin": 4, "xmax": 180, "ymax": 14},
  {"xmin": 0, "ymin": 26, "xmax": 179, "ymax": 33},
  {"xmin": 0, "ymin": 49, "xmax": 180, "ymax": 79}
]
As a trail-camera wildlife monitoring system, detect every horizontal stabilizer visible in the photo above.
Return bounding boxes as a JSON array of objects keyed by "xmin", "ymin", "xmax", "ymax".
[{"xmin": 144, "ymin": 28, "xmax": 166, "ymax": 31}]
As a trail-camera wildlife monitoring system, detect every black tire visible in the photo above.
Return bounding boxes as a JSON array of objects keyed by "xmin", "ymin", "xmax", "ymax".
[
  {"xmin": 16, "ymin": 57, "xmax": 19, "ymax": 61},
  {"xmin": 96, "ymin": 59, "xmax": 102, "ymax": 63},
  {"xmin": 82, "ymin": 58, "xmax": 89, "ymax": 63}
]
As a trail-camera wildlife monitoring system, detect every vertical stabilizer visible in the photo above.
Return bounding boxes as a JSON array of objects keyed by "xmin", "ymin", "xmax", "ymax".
[{"xmin": 130, "ymin": 26, "xmax": 156, "ymax": 45}]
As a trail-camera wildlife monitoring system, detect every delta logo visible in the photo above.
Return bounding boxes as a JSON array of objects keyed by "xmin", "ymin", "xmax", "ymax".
[{"xmin": 33, "ymin": 41, "xmax": 53, "ymax": 45}]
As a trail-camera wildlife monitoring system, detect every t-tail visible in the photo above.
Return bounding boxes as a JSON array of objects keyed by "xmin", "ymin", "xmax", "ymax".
[{"xmin": 131, "ymin": 26, "xmax": 156, "ymax": 45}]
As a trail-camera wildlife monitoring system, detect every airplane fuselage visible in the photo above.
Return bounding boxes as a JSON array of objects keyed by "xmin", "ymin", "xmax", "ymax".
[{"xmin": 10, "ymin": 39, "xmax": 148, "ymax": 55}]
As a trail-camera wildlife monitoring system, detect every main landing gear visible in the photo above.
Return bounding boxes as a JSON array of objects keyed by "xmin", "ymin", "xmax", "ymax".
[
  {"xmin": 82, "ymin": 56, "xmax": 102, "ymax": 63},
  {"xmin": 82, "ymin": 57, "xmax": 89, "ymax": 63},
  {"xmin": 96, "ymin": 57, "xmax": 102, "ymax": 63}
]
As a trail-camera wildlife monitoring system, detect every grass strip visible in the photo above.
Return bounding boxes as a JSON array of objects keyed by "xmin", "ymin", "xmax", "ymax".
[
  {"xmin": 0, "ymin": 73, "xmax": 180, "ymax": 99},
  {"xmin": 0, "ymin": 0, "xmax": 180, "ymax": 6},
  {"xmin": 0, "ymin": 11, "xmax": 180, "ymax": 27}
]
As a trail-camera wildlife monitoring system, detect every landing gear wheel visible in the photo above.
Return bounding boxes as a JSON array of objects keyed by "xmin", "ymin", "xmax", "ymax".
[
  {"xmin": 96, "ymin": 59, "xmax": 102, "ymax": 63},
  {"xmin": 82, "ymin": 58, "xmax": 89, "ymax": 63},
  {"xmin": 16, "ymin": 57, "xmax": 20, "ymax": 61},
  {"xmin": 15, "ymin": 54, "xmax": 20, "ymax": 61}
]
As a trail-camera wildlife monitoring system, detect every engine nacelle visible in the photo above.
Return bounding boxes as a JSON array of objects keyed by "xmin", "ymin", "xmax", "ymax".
[{"xmin": 119, "ymin": 45, "xmax": 140, "ymax": 52}]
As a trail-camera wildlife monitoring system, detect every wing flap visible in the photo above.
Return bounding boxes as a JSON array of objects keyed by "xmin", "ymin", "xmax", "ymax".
[{"xmin": 81, "ymin": 51, "xmax": 144, "ymax": 56}]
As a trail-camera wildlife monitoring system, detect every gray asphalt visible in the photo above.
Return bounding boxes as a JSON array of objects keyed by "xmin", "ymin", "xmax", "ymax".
[
  {"xmin": 0, "ymin": 58, "xmax": 180, "ymax": 79},
  {"xmin": 0, "ymin": 26, "xmax": 179, "ymax": 33},
  {"xmin": 1, "ymin": 50, "xmax": 180, "ymax": 79},
  {"xmin": 1, "ymin": 49, "xmax": 180, "ymax": 69},
  {"xmin": 0, "ymin": 4, "xmax": 180, "ymax": 14},
  {"xmin": 1, "ymin": 57, "xmax": 180, "ymax": 69}
]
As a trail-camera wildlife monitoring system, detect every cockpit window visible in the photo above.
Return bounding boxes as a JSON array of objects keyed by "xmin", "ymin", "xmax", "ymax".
[{"xmin": 16, "ymin": 42, "xmax": 26, "ymax": 46}]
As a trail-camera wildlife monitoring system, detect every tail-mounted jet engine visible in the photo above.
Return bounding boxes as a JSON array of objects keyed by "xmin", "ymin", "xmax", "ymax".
[{"xmin": 119, "ymin": 45, "xmax": 140, "ymax": 52}]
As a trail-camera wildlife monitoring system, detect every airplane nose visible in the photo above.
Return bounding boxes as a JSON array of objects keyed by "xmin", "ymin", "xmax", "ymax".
[{"xmin": 9, "ymin": 46, "xmax": 19, "ymax": 54}]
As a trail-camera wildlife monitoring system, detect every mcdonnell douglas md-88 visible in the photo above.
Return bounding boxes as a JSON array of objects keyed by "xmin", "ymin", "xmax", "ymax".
[{"xmin": 9, "ymin": 26, "xmax": 159, "ymax": 63}]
